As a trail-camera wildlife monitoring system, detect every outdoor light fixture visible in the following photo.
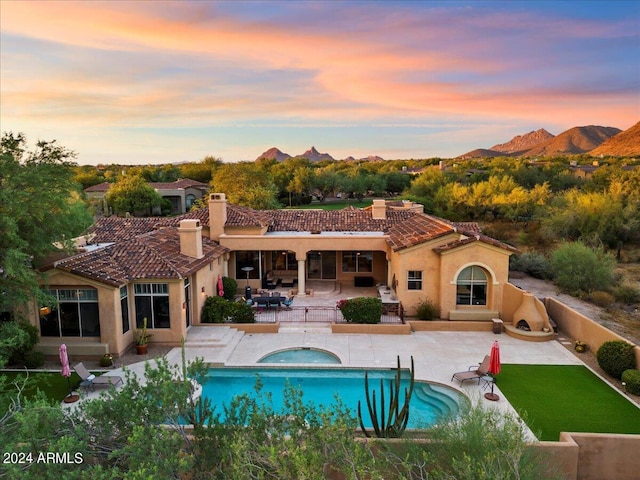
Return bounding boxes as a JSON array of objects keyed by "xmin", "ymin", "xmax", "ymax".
[
  {"xmin": 241, "ymin": 266, "xmax": 254, "ymax": 287},
  {"xmin": 201, "ymin": 286, "xmax": 206, "ymax": 293}
]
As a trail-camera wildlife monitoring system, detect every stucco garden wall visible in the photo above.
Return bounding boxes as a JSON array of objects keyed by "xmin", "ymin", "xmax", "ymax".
[
  {"xmin": 545, "ymin": 297, "xmax": 640, "ymax": 369},
  {"xmin": 534, "ymin": 432, "xmax": 640, "ymax": 480}
]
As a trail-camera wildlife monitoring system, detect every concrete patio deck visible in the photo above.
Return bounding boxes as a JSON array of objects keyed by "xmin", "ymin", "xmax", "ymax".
[{"xmin": 65, "ymin": 324, "xmax": 583, "ymax": 438}]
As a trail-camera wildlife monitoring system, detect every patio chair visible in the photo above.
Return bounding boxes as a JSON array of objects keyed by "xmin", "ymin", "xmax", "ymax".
[
  {"xmin": 74, "ymin": 362, "xmax": 123, "ymax": 391},
  {"xmin": 451, "ymin": 355, "xmax": 491, "ymax": 385},
  {"xmin": 282, "ymin": 296, "xmax": 294, "ymax": 310}
]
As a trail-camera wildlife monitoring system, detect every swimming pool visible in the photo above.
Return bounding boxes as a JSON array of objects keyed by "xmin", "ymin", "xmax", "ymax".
[
  {"xmin": 203, "ymin": 367, "xmax": 465, "ymax": 429},
  {"xmin": 258, "ymin": 347, "xmax": 341, "ymax": 364}
]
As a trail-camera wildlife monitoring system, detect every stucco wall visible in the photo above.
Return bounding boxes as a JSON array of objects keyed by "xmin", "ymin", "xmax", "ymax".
[
  {"xmin": 38, "ymin": 269, "xmax": 121, "ymax": 354},
  {"xmin": 545, "ymin": 297, "xmax": 640, "ymax": 369},
  {"xmin": 36, "ymin": 262, "xmax": 227, "ymax": 356},
  {"xmin": 534, "ymin": 432, "xmax": 640, "ymax": 480},
  {"xmin": 390, "ymin": 239, "xmax": 444, "ymax": 316},
  {"xmin": 438, "ymin": 243, "xmax": 511, "ymax": 319}
]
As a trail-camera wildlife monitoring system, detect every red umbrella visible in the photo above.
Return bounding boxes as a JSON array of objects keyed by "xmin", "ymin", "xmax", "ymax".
[
  {"xmin": 485, "ymin": 341, "xmax": 501, "ymax": 401},
  {"xmin": 217, "ymin": 274, "xmax": 224, "ymax": 297},
  {"xmin": 489, "ymin": 340, "xmax": 501, "ymax": 375},
  {"xmin": 59, "ymin": 344, "xmax": 72, "ymax": 398}
]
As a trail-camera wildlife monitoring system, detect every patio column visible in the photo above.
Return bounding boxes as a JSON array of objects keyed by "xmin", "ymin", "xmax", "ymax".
[
  {"xmin": 223, "ymin": 256, "xmax": 229, "ymax": 277},
  {"xmin": 387, "ymin": 258, "xmax": 392, "ymax": 287},
  {"xmin": 297, "ymin": 259, "xmax": 306, "ymax": 296}
]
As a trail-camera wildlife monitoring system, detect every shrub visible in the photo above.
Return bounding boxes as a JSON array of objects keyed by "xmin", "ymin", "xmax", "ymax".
[
  {"xmin": 415, "ymin": 297, "xmax": 440, "ymax": 320},
  {"xmin": 338, "ymin": 297, "xmax": 382, "ymax": 324},
  {"xmin": 221, "ymin": 276, "xmax": 238, "ymax": 301},
  {"xmin": 596, "ymin": 341, "xmax": 636, "ymax": 379},
  {"xmin": 622, "ymin": 369, "xmax": 640, "ymax": 396},
  {"xmin": 201, "ymin": 296, "xmax": 230, "ymax": 323},
  {"xmin": 613, "ymin": 283, "xmax": 640, "ymax": 304},
  {"xmin": 509, "ymin": 251, "xmax": 550, "ymax": 279},
  {"xmin": 0, "ymin": 320, "xmax": 40, "ymax": 367},
  {"xmin": 24, "ymin": 350, "xmax": 45, "ymax": 369},
  {"xmin": 589, "ymin": 290, "xmax": 615, "ymax": 308},
  {"xmin": 201, "ymin": 295, "xmax": 255, "ymax": 323},
  {"xmin": 550, "ymin": 241, "xmax": 616, "ymax": 294},
  {"xmin": 227, "ymin": 301, "xmax": 255, "ymax": 323}
]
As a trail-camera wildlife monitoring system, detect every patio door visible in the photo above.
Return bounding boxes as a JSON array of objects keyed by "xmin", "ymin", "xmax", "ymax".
[{"xmin": 307, "ymin": 251, "xmax": 336, "ymax": 279}]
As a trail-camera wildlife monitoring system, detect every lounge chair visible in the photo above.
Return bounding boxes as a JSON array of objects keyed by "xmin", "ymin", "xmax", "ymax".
[
  {"xmin": 451, "ymin": 355, "xmax": 490, "ymax": 385},
  {"xmin": 74, "ymin": 362, "xmax": 123, "ymax": 391}
]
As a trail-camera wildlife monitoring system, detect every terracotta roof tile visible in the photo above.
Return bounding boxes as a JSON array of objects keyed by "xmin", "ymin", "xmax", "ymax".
[
  {"xmin": 385, "ymin": 214, "xmax": 454, "ymax": 251},
  {"xmin": 150, "ymin": 179, "xmax": 209, "ymax": 190},
  {"xmin": 433, "ymin": 234, "xmax": 519, "ymax": 254},
  {"xmin": 83, "ymin": 178, "xmax": 208, "ymax": 193},
  {"xmin": 84, "ymin": 182, "xmax": 111, "ymax": 192},
  {"xmin": 85, "ymin": 217, "xmax": 169, "ymax": 244},
  {"xmin": 54, "ymin": 227, "xmax": 228, "ymax": 286}
]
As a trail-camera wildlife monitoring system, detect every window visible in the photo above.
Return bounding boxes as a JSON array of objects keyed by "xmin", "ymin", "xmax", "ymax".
[
  {"xmin": 235, "ymin": 251, "xmax": 260, "ymax": 279},
  {"xmin": 40, "ymin": 289, "xmax": 100, "ymax": 337},
  {"xmin": 341, "ymin": 251, "xmax": 373, "ymax": 273},
  {"xmin": 271, "ymin": 251, "xmax": 296, "ymax": 271},
  {"xmin": 456, "ymin": 266, "xmax": 487, "ymax": 306},
  {"xmin": 120, "ymin": 286, "xmax": 130, "ymax": 334},
  {"xmin": 134, "ymin": 283, "xmax": 170, "ymax": 329},
  {"xmin": 407, "ymin": 271, "xmax": 422, "ymax": 290}
]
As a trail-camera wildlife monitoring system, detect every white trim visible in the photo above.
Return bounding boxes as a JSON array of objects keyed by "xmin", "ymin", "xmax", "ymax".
[{"xmin": 449, "ymin": 262, "xmax": 499, "ymax": 286}]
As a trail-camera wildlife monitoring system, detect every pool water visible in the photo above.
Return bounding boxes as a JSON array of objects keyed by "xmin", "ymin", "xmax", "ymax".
[
  {"xmin": 203, "ymin": 367, "xmax": 464, "ymax": 429},
  {"xmin": 258, "ymin": 348, "xmax": 341, "ymax": 364}
]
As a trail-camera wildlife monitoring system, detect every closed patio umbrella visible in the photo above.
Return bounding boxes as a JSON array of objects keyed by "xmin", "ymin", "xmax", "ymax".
[
  {"xmin": 217, "ymin": 274, "xmax": 225, "ymax": 297},
  {"xmin": 59, "ymin": 344, "xmax": 78, "ymax": 403},
  {"xmin": 485, "ymin": 340, "xmax": 501, "ymax": 401}
]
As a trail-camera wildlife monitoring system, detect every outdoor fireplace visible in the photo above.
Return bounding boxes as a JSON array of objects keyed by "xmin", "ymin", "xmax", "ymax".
[{"xmin": 516, "ymin": 320, "xmax": 531, "ymax": 331}]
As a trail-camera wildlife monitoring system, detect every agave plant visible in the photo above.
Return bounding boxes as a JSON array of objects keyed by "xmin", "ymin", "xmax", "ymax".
[{"xmin": 357, "ymin": 355, "xmax": 415, "ymax": 438}]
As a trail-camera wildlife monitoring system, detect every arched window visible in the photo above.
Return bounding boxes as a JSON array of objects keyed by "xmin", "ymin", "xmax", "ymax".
[{"xmin": 456, "ymin": 266, "xmax": 487, "ymax": 306}]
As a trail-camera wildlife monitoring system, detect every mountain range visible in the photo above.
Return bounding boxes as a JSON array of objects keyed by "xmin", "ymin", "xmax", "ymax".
[
  {"xmin": 256, "ymin": 122, "xmax": 640, "ymax": 162},
  {"xmin": 256, "ymin": 146, "xmax": 383, "ymax": 163},
  {"xmin": 458, "ymin": 123, "xmax": 639, "ymax": 158}
]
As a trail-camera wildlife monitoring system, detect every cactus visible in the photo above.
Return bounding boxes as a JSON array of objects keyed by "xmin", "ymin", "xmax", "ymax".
[{"xmin": 357, "ymin": 355, "xmax": 415, "ymax": 438}]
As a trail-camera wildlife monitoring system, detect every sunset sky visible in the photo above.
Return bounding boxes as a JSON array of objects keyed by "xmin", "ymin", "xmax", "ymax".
[{"xmin": 1, "ymin": 0, "xmax": 638, "ymax": 165}]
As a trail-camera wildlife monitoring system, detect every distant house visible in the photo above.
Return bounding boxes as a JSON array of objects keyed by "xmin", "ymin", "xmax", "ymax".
[
  {"xmin": 84, "ymin": 178, "xmax": 209, "ymax": 215},
  {"xmin": 32, "ymin": 194, "xmax": 520, "ymax": 357}
]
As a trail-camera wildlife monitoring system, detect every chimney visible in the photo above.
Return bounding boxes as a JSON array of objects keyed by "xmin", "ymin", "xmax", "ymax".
[
  {"xmin": 371, "ymin": 199, "xmax": 386, "ymax": 220},
  {"xmin": 209, "ymin": 193, "xmax": 227, "ymax": 241},
  {"xmin": 179, "ymin": 219, "xmax": 203, "ymax": 259}
]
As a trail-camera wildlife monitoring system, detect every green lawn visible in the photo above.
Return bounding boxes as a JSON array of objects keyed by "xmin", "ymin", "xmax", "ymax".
[
  {"xmin": 1, "ymin": 371, "xmax": 82, "ymax": 402},
  {"xmin": 498, "ymin": 364, "xmax": 640, "ymax": 441}
]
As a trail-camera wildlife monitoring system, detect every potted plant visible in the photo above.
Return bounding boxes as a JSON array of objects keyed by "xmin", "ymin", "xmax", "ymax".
[
  {"xmin": 575, "ymin": 340, "xmax": 587, "ymax": 353},
  {"xmin": 135, "ymin": 317, "xmax": 152, "ymax": 355},
  {"xmin": 99, "ymin": 353, "xmax": 114, "ymax": 367}
]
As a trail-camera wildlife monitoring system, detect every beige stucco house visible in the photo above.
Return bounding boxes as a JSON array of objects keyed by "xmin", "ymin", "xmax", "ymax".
[
  {"xmin": 85, "ymin": 178, "xmax": 209, "ymax": 215},
  {"xmin": 34, "ymin": 193, "xmax": 521, "ymax": 357}
]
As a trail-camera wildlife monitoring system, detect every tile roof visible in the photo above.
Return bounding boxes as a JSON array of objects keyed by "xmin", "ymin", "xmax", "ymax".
[
  {"xmin": 83, "ymin": 178, "xmax": 209, "ymax": 193},
  {"xmin": 85, "ymin": 217, "xmax": 169, "ymax": 244},
  {"xmin": 173, "ymin": 204, "xmax": 510, "ymax": 252},
  {"xmin": 54, "ymin": 227, "xmax": 228, "ymax": 286},
  {"xmin": 150, "ymin": 179, "xmax": 209, "ymax": 190},
  {"xmin": 385, "ymin": 214, "xmax": 454, "ymax": 251},
  {"xmin": 226, "ymin": 205, "xmax": 275, "ymax": 228},
  {"xmin": 69, "ymin": 199, "xmax": 515, "ymax": 286},
  {"xmin": 433, "ymin": 234, "xmax": 519, "ymax": 254},
  {"xmin": 84, "ymin": 182, "xmax": 111, "ymax": 192}
]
